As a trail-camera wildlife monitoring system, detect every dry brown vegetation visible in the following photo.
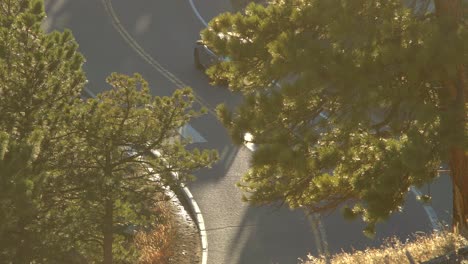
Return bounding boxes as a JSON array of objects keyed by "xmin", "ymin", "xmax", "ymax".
[
  {"xmin": 301, "ymin": 231, "xmax": 467, "ymax": 264},
  {"xmin": 133, "ymin": 191, "xmax": 201, "ymax": 264},
  {"xmin": 135, "ymin": 223, "xmax": 175, "ymax": 264},
  {"xmin": 135, "ymin": 201, "xmax": 176, "ymax": 264}
]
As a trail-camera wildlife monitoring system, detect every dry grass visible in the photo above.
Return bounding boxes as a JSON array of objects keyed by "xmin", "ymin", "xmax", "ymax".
[
  {"xmin": 301, "ymin": 231, "xmax": 467, "ymax": 264},
  {"xmin": 135, "ymin": 223, "xmax": 175, "ymax": 264},
  {"xmin": 135, "ymin": 201, "xmax": 176, "ymax": 264}
]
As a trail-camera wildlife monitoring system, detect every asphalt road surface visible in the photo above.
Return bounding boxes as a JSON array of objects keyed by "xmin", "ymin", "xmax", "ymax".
[{"xmin": 43, "ymin": 1, "xmax": 452, "ymax": 263}]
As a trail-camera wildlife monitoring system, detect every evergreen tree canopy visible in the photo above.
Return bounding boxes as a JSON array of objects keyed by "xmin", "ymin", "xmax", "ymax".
[
  {"xmin": 0, "ymin": 0, "xmax": 86, "ymax": 139},
  {"xmin": 0, "ymin": 1, "xmax": 217, "ymax": 263},
  {"xmin": 59, "ymin": 73, "xmax": 217, "ymax": 263},
  {"xmin": 202, "ymin": 0, "xmax": 467, "ymax": 233},
  {"xmin": 0, "ymin": 130, "xmax": 46, "ymax": 261},
  {"xmin": 0, "ymin": 0, "xmax": 87, "ymax": 261}
]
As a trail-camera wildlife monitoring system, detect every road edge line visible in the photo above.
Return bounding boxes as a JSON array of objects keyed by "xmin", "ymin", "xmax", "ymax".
[
  {"xmin": 101, "ymin": 1, "xmax": 210, "ymax": 262},
  {"xmin": 180, "ymin": 184, "xmax": 208, "ymax": 264},
  {"xmin": 410, "ymin": 186, "xmax": 442, "ymax": 231},
  {"xmin": 188, "ymin": 0, "xmax": 208, "ymax": 27},
  {"xmin": 152, "ymin": 150, "xmax": 208, "ymax": 264},
  {"xmin": 83, "ymin": 77, "xmax": 209, "ymax": 264}
]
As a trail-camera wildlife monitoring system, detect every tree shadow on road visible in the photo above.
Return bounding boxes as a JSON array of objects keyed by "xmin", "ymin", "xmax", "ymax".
[{"xmin": 227, "ymin": 190, "xmax": 436, "ymax": 264}]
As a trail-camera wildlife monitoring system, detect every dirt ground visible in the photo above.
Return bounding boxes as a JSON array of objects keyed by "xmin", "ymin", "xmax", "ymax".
[{"xmin": 167, "ymin": 191, "xmax": 202, "ymax": 264}]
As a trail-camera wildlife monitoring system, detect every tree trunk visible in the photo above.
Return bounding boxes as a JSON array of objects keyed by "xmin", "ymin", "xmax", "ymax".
[
  {"xmin": 450, "ymin": 147, "xmax": 468, "ymax": 237},
  {"xmin": 448, "ymin": 65, "xmax": 467, "ymax": 238},
  {"xmin": 434, "ymin": 0, "xmax": 468, "ymax": 238},
  {"xmin": 103, "ymin": 199, "xmax": 114, "ymax": 264}
]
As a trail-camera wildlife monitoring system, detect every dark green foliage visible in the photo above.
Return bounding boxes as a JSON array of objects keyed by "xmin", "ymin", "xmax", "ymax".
[
  {"xmin": 0, "ymin": 131, "xmax": 41, "ymax": 262},
  {"xmin": 0, "ymin": 0, "xmax": 85, "ymax": 138},
  {"xmin": 203, "ymin": 0, "xmax": 467, "ymax": 233},
  {"xmin": 0, "ymin": 1, "xmax": 217, "ymax": 263},
  {"xmin": 0, "ymin": 0, "xmax": 87, "ymax": 262},
  {"xmin": 56, "ymin": 73, "xmax": 217, "ymax": 263}
]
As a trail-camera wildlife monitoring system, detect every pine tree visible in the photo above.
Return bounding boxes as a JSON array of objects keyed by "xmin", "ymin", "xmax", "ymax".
[
  {"xmin": 0, "ymin": 130, "xmax": 45, "ymax": 262},
  {"xmin": 60, "ymin": 73, "xmax": 217, "ymax": 263},
  {"xmin": 203, "ymin": 0, "xmax": 467, "ymax": 236},
  {"xmin": 0, "ymin": 1, "xmax": 217, "ymax": 263},
  {"xmin": 0, "ymin": 0, "xmax": 86, "ymax": 261},
  {"xmin": 0, "ymin": 0, "xmax": 85, "ymax": 137}
]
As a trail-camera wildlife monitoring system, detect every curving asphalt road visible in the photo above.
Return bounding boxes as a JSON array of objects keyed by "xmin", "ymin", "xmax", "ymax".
[{"xmin": 43, "ymin": 0, "xmax": 452, "ymax": 263}]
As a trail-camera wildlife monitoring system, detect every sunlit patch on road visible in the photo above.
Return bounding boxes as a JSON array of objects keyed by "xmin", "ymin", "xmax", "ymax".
[
  {"xmin": 179, "ymin": 124, "xmax": 207, "ymax": 143},
  {"xmin": 134, "ymin": 13, "xmax": 152, "ymax": 36}
]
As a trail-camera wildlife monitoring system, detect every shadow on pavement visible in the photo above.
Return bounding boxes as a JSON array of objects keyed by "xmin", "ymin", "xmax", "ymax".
[
  {"xmin": 228, "ymin": 190, "xmax": 434, "ymax": 264},
  {"xmin": 44, "ymin": 0, "xmax": 178, "ymax": 97},
  {"xmin": 43, "ymin": 2, "xmax": 444, "ymax": 264}
]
